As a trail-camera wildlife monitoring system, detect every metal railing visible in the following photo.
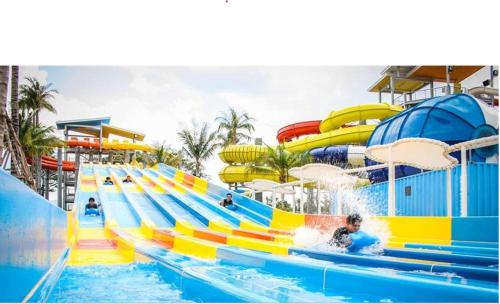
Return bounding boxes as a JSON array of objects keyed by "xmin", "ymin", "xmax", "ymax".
[{"xmin": 393, "ymin": 86, "xmax": 468, "ymax": 106}]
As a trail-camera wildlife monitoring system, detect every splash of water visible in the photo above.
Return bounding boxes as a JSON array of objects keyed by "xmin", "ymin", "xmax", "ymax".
[{"xmin": 295, "ymin": 171, "xmax": 392, "ymax": 251}]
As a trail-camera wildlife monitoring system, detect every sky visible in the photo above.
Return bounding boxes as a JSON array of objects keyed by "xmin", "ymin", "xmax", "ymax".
[{"xmin": 18, "ymin": 66, "xmax": 496, "ymax": 186}]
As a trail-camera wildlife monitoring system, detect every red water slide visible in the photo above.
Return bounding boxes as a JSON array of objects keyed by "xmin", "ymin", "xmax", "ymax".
[
  {"xmin": 28, "ymin": 156, "xmax": 76, "ymax": 172},
  {"xmin": 276, "ymin": 120, "xmax": 321, "ymax": 143}
]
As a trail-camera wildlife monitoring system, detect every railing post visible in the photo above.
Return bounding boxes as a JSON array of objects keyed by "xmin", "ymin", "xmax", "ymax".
[
  {"xmin": 300, "ymin": 178, "xmax": 304, "ymax": 213},
  {"xmin": 460, "ymin": 146, "xmax": 468, "ymax": 217},
  {"xmin": 316, "ymin": 182, "xmax": 321, "ymax": 215},
  {"xmin": 446, "ymin": 168, "xmax": 452, "ymax": 216},
  {"xmin": 336, "ymin": 187, "xmax": 343, "ymax": 215},
  {"xmin": 387, "ymin": 146, "xmax": 396, "ymax": 216}
]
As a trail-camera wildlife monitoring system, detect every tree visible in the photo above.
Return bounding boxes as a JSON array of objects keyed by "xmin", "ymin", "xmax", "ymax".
[
  {"xmin": 19, "ymin": 77, "xmax": 58, "ymax": 126},
  {"xmin": 177, "ymin": 121, "xmax": 218, "ymax": 177},
  {"xmin": 256, "ymin": 144, "xmax": 311, "ymax": 183},
  {"xmin": 216, "ymin": 107, "xmax": 255, "ymax": 146},
  {"xmin": 10, "ymin": 66, "xmax": 19, "ymax": 136},
  {"xmin": 18, "ymin": 111, "xmax": 63, "ymax": 158},
  {"xmin": 0, "ymin": 66, "xmax": 8, "ymax": 150}
]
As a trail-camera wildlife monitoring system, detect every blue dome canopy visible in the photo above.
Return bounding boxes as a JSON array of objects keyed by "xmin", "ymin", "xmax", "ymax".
[{"xmin": 366, "ymin": 94, "xmax": 498, "ymax": 183}]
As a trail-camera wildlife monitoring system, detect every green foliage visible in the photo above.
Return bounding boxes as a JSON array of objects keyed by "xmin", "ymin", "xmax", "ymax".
[
  {"xmin": 177, "ymin": 121, "xmax": 219, "ymax": 177},
  {"xmin": 18, "ymin": 101, "xmax": 62, "ymax": 158},
  {"xmin": 216, "ymin": 107, "xmax": 255, "ymax": 146},
  {"xmin": 275, "ymin": 200, "xmax": 292, "ymax": 212},
  {"xmin": 254, "ymin": 144, "xmax": 311, "ymax": 183},
  {"xmin": 19, "ymin": 77, "xmax": 58, "ymax": 125}
]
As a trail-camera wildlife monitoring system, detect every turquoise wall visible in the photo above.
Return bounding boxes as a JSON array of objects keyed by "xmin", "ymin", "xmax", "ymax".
[{"xmin": 0, "ymin": 169, "xmax": 68, "ymax": 302}]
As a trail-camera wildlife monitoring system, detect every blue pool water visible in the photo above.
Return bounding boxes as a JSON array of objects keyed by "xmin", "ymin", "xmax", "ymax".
[{"xmin": 48, "ymin": 263, "xmax": 193, "ymax": 302}]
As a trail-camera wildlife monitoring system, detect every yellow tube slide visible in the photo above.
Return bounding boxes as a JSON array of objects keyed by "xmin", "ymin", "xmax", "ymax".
[
  {"xmin": 284, "ymin": 124, "xmax": 376, "ymax": 153},
  {"xmin": 320, "ymin": 103, "xmax": 403, "ymax": 133},
  {"xmin": 218, "ymin": 165, "xmax": 281, "ymax": 183},
  {"xmin": 218, "ymin": 145, "xmax": 268, "ymax": 164}
]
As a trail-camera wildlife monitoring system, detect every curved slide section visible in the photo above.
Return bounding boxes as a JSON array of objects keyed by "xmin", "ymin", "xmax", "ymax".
[
  {"xmin": 319, "ymin": 103, "xmax": 403, "ymax": 133},
  {"xmin": 277, "ymin": 120, "xmax": 321, "ymax": 143},
  {"xmin": 310, "ymin": 145, "xmax": 366, "ymax": 167}
]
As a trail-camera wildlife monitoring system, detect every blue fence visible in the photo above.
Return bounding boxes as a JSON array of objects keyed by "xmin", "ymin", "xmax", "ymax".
[
  {"xmin": 0, "ymin": 169, "xmax": 68, "ymax": 302},
  {"xmin": 355, "ymin": 163, "xmax": 498, "ymax": 216}
]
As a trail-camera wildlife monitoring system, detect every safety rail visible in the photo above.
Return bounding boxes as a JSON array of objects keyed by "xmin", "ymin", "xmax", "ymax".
[{"xmin": 394, "ymin": 86, "xmax": 468, "ymax": 106}]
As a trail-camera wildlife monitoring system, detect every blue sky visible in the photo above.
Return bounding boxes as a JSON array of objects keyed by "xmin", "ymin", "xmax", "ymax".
[{"xmin": 20, "ymin": 66, "xmax": 494, "ymax": 185}]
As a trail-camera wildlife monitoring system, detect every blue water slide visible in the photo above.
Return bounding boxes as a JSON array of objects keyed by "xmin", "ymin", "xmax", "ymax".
[
  {"xmin": 157, "ymin": 164, "xmax": 274, "ymax": 225},
  {"xmin": 366, "ymin": 94, "xmax": 499, "ymax": 183}
]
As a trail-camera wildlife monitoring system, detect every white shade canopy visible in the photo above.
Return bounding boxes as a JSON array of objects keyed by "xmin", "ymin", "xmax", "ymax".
[
  {"xmin": 243, "ymin": 179, "xmax": 295, "ymax": 195},
  {"xmin": 288, "ymin": 163, "xmax": 357, "ymax": 186},
  {"xmin": 365, "ymin": 137, "xmax": 458, "ymax": 170}
]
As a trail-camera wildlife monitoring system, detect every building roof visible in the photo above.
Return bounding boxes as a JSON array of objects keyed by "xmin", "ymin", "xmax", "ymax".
[
  {"xmin": 101, "ymin": 124, "xmax": 145, "ymax": 141},
  {"xmin": 56, "ymin": 117, "xmax": 111, "ymax": 130},
  {"xmin": 55, "ymin": 117, "xmax": 145, "ymax": 140},
  {"xmin": 368, "ymin": 65, "xmax": 485, "ymax": 93}
]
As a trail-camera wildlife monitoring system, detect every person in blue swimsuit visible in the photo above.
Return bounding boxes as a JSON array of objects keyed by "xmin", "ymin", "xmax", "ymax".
[{"xmin": 219, "ymin": 193, "xmax": 237, "ymax": 211}]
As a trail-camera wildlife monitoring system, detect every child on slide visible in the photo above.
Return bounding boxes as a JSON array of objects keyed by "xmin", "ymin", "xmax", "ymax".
[
  {"xmin": 328, "ymin": 213, "xmax": 362, "ymax": 248},
  {"xmin": 219, "ymin": 193, "xmax": 237, "ymax": 211}
]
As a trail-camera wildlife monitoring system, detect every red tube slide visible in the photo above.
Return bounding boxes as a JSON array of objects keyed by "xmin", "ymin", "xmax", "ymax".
[
  {"xmin": 276, "ymin": 120, "xmax": 321, "ymax": 143},
  {"xmin": 28, "ymin": 156, "xmax": 76, "ymax": 172}
]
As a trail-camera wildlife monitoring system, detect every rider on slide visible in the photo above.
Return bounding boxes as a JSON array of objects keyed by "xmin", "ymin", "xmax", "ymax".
[{"xmin": 328, "ymin": 213, "xmax": 362, "ymax": 248}]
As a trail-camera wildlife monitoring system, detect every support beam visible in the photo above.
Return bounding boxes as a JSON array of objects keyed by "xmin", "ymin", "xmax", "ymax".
[
  {"xmin": 57, "ymin": 147, "xmax": 63, "ymax": 209},
  {"xmin": 390, "ymin": 76, "xmax": 395, "ymax": 104},
  {"xmin": 445, "ymin": 66, "xmax": 451, "ymax": 95},
  {"xmin": 300, "ymin": 178, "xmax": 304, "ymax": 213},
  {"xmin": 316, "ymin": 182, "xmax": 321, "ymax": 215},
  {"xmin": 430, "ymin": 81, "xmax": 434, "ymax": 98},
  {"xmin": 460, "ymin": 146, "xmax": 468, "ymax": 217},
  {"xmin": 271, "ymin": 190, "xmax": 276, "ymax": 208},
  {"xmin": 44, "ymin": 170, "xmax": 50, "ymax": 200}
]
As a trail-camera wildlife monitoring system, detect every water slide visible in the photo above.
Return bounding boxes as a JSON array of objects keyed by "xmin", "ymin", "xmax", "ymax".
[
  {"xmin": 218, "ymin": 103, "xmax": 402, "ymax": 183},
  {"xmin": 2, "ymin": 164, "xmax": 498, "ymax": 302}
]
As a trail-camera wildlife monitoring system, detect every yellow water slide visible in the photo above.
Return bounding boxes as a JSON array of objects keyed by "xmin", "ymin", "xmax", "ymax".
[{"xmin": 218, "ymin": 103, "xmax": 403, "ymax": 184}]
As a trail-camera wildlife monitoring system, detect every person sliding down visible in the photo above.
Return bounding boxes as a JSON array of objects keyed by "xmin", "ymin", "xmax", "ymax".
[
  {"xmin": 122, "ymin": 175, "xmax": 133, "ymax": 183},
  {"xmin": 328, "ymin": 213, "xmax": 362, "ymax": 248},
  {"xmin": 103, "ymin": 176, "xmax": 114, "ymax": 185},
  {"xmin": 85, "ymin": 197, "xmax": 100, "ymax": 215},
  {"xmin": 219, "ymin": 193, "xmax": 237, "ymax": 211}
]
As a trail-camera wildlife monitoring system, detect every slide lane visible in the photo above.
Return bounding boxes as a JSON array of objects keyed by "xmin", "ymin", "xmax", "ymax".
[
  {"xmin": 141, "ymin": 168, "xmax": 294, "ymax": 245},
  {"xmin": 157, "ymin": 165, "xmax": 273, "ymax": 226},
  {"xmin": 109, "ymin": 167, "xmax": 173, "ymax": 228},
  {"xmin": 151, "ymin": 167, "xmax": 289, "ymax": 234},
  {"xmin": 94, "ymin": 166, "xmax": 140, "ymax": 228},
  {"xmin": 128, "ymin": 168, "xmax": 206, "ymax": 228}
]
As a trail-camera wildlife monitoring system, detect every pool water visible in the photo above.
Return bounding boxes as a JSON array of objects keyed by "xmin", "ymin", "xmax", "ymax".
[{"xmin": 48, "ymin": 263, "xmax": 193, "ymax": 302}]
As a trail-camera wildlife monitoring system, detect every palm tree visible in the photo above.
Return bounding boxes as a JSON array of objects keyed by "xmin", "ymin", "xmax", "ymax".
[
  {"xmin": 19, "ymin": 77, "xmax": 58, "ymax": 126},
  {"xmin": 0, "ymin": 66, "xmax": 8, "ymax": 150},
  {"xmin": 11, "ymin": 66, "xmax": 19, "ymax": 136},
  {"xmin": 256, "ymin": 144, "xmax": 311, "ymax": 183},
  {"xmin": 177, "ymin": 122, "xmax": 218, "ymax": 177},
  {"xmin": 150, "ymin": 143, "xmax": 184, "ymax": 168},
  {"xmin": 216, "ymin": 107, "xmax": 255, "ymax": 146},
  {"xmin": 18, "ymin": 111, "xmax": 63, "ymax": 158}
]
